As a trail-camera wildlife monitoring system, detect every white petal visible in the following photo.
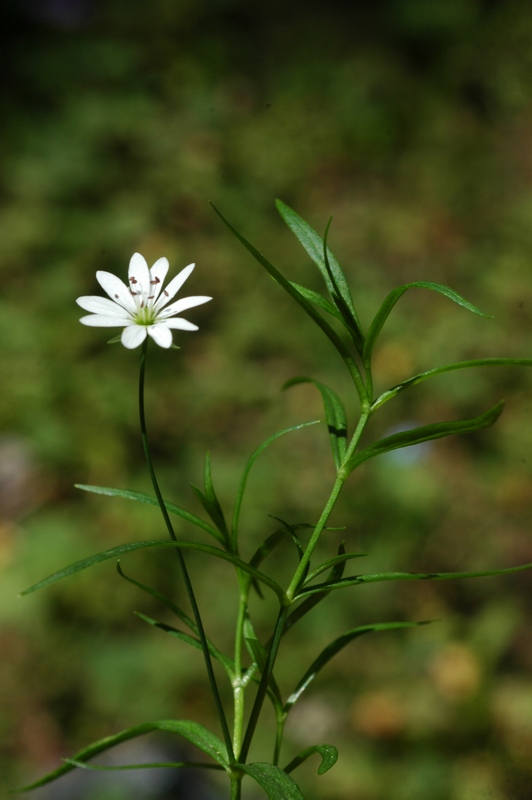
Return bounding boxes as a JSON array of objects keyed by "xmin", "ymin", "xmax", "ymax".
[
  {"xmin": 148, "ymin": 257, "xmax": 169, "ymax": 303},
  {"xmin": 128, "ymin": 253, "xmax": 151, "ymax": 298},
  {"xmin": 121, "ymin": 325, "xmax": 148, "ymax": 349},
  {"xmin": 154, "ymin": 263, "xmax": 195, "ymax": 311},
  {"xmin": 159, "ymin": 295, "xmax": 212, "ymax": 317},
  {"xmin": 96, "ymin": 271, "xmax": 136, "ymax": 314},
  {"xmin": 148, "ymin": 324, "xmax": 173, "ymax": 348},
  {"xmin": 79, "ymin": 314, "xmax": 131, "ymax": 327},
  {"xmin": 76, "ymin": 295, "xmax": 133, "ymax": 317},
  {"xmin": 158, "ymin": 317, "xmax": 199, "ymax": 331}
]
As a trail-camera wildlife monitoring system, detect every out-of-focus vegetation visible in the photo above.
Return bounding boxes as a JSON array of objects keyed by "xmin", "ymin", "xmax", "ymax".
[{"xmin": 2, "ymin": 0, "xmax": 532, "ymax": 797}]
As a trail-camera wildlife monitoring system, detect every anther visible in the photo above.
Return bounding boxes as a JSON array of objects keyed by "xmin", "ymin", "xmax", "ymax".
[{"xmin": 150, "ymin": 278, "xmax": 160, "ymax": 284}]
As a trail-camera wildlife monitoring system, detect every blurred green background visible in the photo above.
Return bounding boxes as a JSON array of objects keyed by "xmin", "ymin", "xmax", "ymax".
[{"xmin": 2, "ymin": 1, "xmax": 532, "ymax": 798}]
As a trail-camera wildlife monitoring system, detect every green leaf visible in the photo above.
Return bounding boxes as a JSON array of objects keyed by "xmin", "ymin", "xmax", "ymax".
[
  {"xmin": 14, "ymin": 720, "xmax": 229, "ymax": 792},
  {"xmin": 343, "ymin": 401, "xmax": 504, "ymax": 475},
  {"xmin": 303, "ymin": 551, "xmax": 367, "ymax": 585},
  {"xmin": 20, "ymin": 540, "xmax": 288, "ymax": 603},
  {"xmin": 211, "ymin": 203, "xmax": 362, "ymax": 382},
  {"xmin": 372, "ymin": 358, "xmax": 532, "ymax": 411},
  {"xmin": 364, "ymin": 281, "xmax": 490, "ymax": 363},
  {"xmin": 237, "ymin": 762, "xmax": 304, "ymax": 800},
  {"xmin": 64, "ymin": 758, "xmax": 222, "ymax": 771},
  {"xmin": 283, "ymin": 743, "xmax": 338, "ymax": 775},
  {"xmin": 289, "ymin": 282, "xmax": 344, "ymax": 321},
  {"xmin": 191, "ymin": 454, "xmax": 230, "ymax": 547},
  {"xmin": 75, "ymin": 484, "xmax": 221, "ymax": 542},
  {"xmin": 276, "ymin": 199, "xmax": 364, "ymax": 349},
  {"xmin": 295, "ymin": 561, "xmax": 532, "ymax": 599},
  {"xmin": 284, "ymin": 377, "xmax": 348, "ymax": 469},
  {"xmin": 249, "ymin": 521, "xmax": 308, "ymax": 598},
  {"xmin": 286, "ymin": 622, "xmax": 429, "ymax": 710},
  {"xmin": 283, "ymin": 544, "xmax": 349, "ymax": 636},
  {"xmin": 116, "ymin": 562, "xmax": 196, "ymax": 630},
  {"xmin": 232, "ymin": 420, "xmax": 320, "ymax": 541},
  {"xmin": 135, "ymin": 612, "xmax": 235, "ymax": 678},
  {"xmin": 244, "ymin": 634, "xmax": 283, "ymax": 708}
]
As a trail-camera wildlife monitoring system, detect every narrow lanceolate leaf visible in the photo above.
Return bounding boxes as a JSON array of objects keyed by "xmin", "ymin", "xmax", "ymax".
[
  {"xmin": 244, "ymin": 635, "xmax": 283, "ymax": 708},
  {"xmin": 75, "ymin": 484, "xmax": 221, "ymax": 542},
  {"xmin": 14, "ymin": 720, "xmax": 229, "ymax": 792},
  {"xmin": 303, "ymin": 551, "xmax": 367, "ymax": 585},
  {"xmin": 372, "ymin": 358, "xmax": 532, "ymax": 411},
  {"xmin": 249, "ymin": 522, "xmax": 308, "ymax": 598},
  {"xmin": 64, "ymin": 758, "xmax": 222, "ymax": 771},
  {"xmin": 285, "ymin": 622, "xmax": 429, "ymax": 710},
  {"xmin": 237, "ymin": 762, "xmax": 304, "ymax": 800},
  {"xmin": 135, "ymin": 612, "xmax": 235, "ymax": 678},
  {"xmin": 116, "ymin": 562, "xmax": 196, "ymax": 630},
  {"xmin": 276, "ymin": 199, "xmax": 364, "ymax": 350},
  {"xmin": 232, "ymin": 420, "xmax": 320, "ymax": 541},
  {"xmin": 284, "ymin": 377, "xmax": 348, "ymax": 469},
  {"xmin": 283, "ymin": 743, "xmax": 338, "ymax": 775},
  {"xmin": 283, "ymin": 544, "xmax": 349, "ymax": 636},
  {"xmin": 20, "ymin": 540, "xmax": 287, "ymax": 603},
  {"xmin": 289, "ymin": 282, "xmax": 344, "ymax": 321},
  {"xmin": 364, "ymin": 281, "xmax": 490, "ymax": 363},
  {"xmin": 295, "ymin": 561, "xmax": 532, "ymax": 599},
  {"xmin": 192, "ymin": 453, "xmax": 229, "ymax": 544},
  {"xmin": 343, "ymin": 401, "xmax": 504, "ymax": 475},
  {"xmin": 211, "ymin": 204, "xmax": 362, "ymax": 384}
]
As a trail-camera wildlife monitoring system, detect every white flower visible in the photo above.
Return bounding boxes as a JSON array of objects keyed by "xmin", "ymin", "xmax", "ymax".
[{"xmin": 76, "ymin": 253, "xmax": 211, "ymax": 349}]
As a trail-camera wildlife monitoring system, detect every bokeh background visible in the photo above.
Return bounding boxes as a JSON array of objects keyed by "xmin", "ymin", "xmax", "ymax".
[{"xmin": 2, "ymin": 1, "xmax": 532, "ymax": 798}]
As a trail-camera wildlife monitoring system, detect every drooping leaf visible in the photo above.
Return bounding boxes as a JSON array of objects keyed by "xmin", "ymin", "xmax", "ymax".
[
  {"xmin": 284, "ymin": 377, "xmax": 348, "ymax": 469},
  {"xmin": 232, "ymin": 420, "xmax": 320, "ymax": 541},
  {"xmin": 285, "ymin": 622, "xmax": 429, "ymax": 710},
  {"xmin": 237, "ymin": 762, "xmax": 304, "ymax": 800},
  {"xmin": 372, "ymin": 358, "xmax": 532, "ymax": 411},
  {"xmin": 75, "ymin": 484, "xmax": 221, "ymax": 542},
  {"xmin": 20, "ymin": 540, "xmax": 287, "ymax": 603},
  {"xmin": 276, "ymin": 199, "xmax": 364, "ymax": 349},
  {"xmin": 295, "ymin": 561, "xmax": 532, "ymax": 599},
  {"xmin": 364, "ymin": 281, "xmax": 490, "ymax": 363},
  {"xmin": 14, "ymin": 720, "xmax": 229, "ymax": 792},
  {"xmin": 135, "ymin": 612, "xmax": 235, "ymax": 678},
  {"xmin": 211, "ymin": 204, "xmax": 363, "ymax": 388},
  {"xmin": 283, "ymin": 743, "xmax": 338, "ymax": 775},
  {"xmin": 343, "ymin": 401, "xmax": 504, "ymax": 474}
]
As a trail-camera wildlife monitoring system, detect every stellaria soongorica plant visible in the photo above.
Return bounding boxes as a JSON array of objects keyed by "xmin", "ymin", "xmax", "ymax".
[{"xmin": 15, "ymin": 202, "xmax": 532, "ymax": 799}]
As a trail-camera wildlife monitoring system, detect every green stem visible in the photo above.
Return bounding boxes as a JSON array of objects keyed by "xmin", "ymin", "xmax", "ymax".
[
  {"xmin": 231, "ymin": 772, "xmax": 243, "ymax": 800},
  {"xmin": 285, "ymin": 411, "xmax": 369, "ymax": 602},
  {"xmin": 232, "ymin": 571, "xmax": 250, "ymax": 759},
  {"xmin": 239, "ymin": 606, "xmax": 289, "ymax": 763},
  {"xmin": 138, "ymin": 339, "xmax": 235, "ymax": 764},
  {"xmin": 273, "ymin": 711, "xmax": 287, "ymax": 766}
]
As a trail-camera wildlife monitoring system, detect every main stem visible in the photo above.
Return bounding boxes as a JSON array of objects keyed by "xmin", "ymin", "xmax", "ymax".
[
  {"xmin": 138, "ymin": 339, "xmax": 235, "ymax": 764},
  {"xmin": 239, "ymin": 410, "xmax": 370, "ymax": 763}
]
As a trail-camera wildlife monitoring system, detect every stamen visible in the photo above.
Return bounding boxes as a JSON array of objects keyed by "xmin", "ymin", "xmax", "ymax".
[
  {"xmin": 129, "ymin": 277, "xmax": 138, "ymax": 284},
  {"xmin": 164, "ymin": 290, "xmax": 169, "ymax": 297},
  {"xmin": 150, "ymin": 278, "xmax": 160, "ymax": 284},
  {"xmin": 130, "ymin": 290, "xmax": 138, "ymax": 296},
  {"xmin": 148, "ymin": 295, "xmax": 155, "ymax": 300}
]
